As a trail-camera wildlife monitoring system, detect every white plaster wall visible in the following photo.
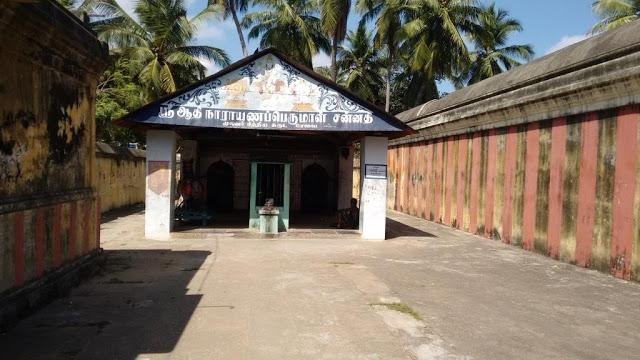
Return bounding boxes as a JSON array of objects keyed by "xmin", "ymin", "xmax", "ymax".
[
  {"xmin": 359, "ymin": 136, "xmax": 388, "ymax": 240},
  {"xmin": 145, "ymin": 130, "xmax": 178, "ymax": 240}
]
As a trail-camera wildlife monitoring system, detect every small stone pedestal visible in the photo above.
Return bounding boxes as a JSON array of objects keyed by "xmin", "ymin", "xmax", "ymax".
[{"xmin": 259, "ymin": 208, "xmax": 279, "ymax": 235}]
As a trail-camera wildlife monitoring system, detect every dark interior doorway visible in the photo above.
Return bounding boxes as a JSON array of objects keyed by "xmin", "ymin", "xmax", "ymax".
[
  {"xmin": 256, "ymin": 163, "xmax": 285, "ymax": 207},
  {"xmin": 302, "ymin": 163, "xmax": 329, "ymax": 212},
  {"xmin": 207, "ymin": 160, "xmax": 234, "ymax": 212}
]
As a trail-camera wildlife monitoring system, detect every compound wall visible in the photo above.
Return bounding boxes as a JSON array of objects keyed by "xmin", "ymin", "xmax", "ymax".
[
  {"xmin": 0, "ymin": 1, "xmax": 107, "ymax": 299},
  {"xmin": 390, "ymin": 21, "xmax": 640, "ymax": 281}
]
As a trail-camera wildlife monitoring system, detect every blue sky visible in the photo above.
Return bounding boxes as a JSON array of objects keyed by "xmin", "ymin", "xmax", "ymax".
[{"xmin": 117, "ymin": 0, "xmax": 599, "ymax": 91}]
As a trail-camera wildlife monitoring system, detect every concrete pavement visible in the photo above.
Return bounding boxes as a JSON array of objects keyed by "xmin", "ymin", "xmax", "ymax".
[{"xmin": 1, "ymin": 209, "xmax": 639, "ymax": 359}]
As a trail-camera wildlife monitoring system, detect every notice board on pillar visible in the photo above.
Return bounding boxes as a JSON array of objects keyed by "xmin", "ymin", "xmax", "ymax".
[{"xmin": 364, "ymin": 164, "xmax": 387, "ymax": 179}]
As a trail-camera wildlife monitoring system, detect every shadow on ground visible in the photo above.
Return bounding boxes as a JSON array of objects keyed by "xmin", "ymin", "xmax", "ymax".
[
  {"xmin": 101, "ymin": 204, "xmax": 145, "ymax": 224},
  {"xmin": 0, "ymin": 249, "xmax": 211, "ymax": 360},
  {"xmin": 385, "ymin": 218, "xmax": 435, "ymax": 239}
]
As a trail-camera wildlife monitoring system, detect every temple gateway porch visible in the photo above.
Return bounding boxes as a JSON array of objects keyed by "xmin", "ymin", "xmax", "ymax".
[{"xmin": 116, "ymin": 48, "xmax": 411, "ymax": 240}]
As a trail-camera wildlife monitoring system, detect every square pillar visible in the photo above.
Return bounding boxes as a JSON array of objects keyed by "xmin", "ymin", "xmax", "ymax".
[
  {"xmin": 337, "ymin": 144, "xmax": 354, "ymax": 209},
  {"xmin": 359, "ymin": 136, "xmax": 388, "ymax": 240},
  {"xmin": 145, "ymin": 130, "xmax": 178, "ymax": 240}
]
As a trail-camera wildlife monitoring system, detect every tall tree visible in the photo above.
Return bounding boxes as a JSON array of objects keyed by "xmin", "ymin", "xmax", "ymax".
[
  {"xmin": 401, "ymin": 0, "xmax": 480, "ymax": 105},
  {"xmin": 357, "ymin": 0, "xmax": 404, "ymax": 112},
  {"xmin": 93, "ymin": 0, "xmax": 230, "ymax": 100},
  {"xmin": 591, "ymin": 0, "xmax": 640, "ymax": 33},
  {"xmin": 321, "ymin": 0, "xmax": 351, "ymax": 82},
  {"xmin": 211, "ymin": 0, "xmax": 250, "ymax": 56},
  {"xmin": 338, "ymin": 22, "xmax": 384, "ymax": 103},
  {"xmin": 95, "ymin": 57, "xmax": 145, "ymax": 144},
  {"xmin": 244, "ymin": 0, "xmax": 330, "ymax": 67},
  {"xmin": 458, "ymin": 3, "xmax": 533, "ymax": 86}
]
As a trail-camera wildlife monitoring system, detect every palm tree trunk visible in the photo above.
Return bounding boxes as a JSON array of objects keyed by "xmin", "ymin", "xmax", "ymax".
[
  {"xmin": 331, "ymin": 32, "xmax": 338, "ymax": 82},
  {"xmin": 229, "ymin": 1, "xmax": 248, "ymax": 57},
  {"xmin": 385, "ymin": 51, "xmax": 393, "ymax": 112}
]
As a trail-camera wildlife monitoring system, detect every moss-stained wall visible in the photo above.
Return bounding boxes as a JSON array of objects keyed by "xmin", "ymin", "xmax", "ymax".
[
  {"xmin": 0, "ymin": 1, "xmax": 107, "ymax": 294},
  {"xmin": 388, "ymin": 105, "xmax": 640, "ymax": 281},
  {"xmin": 96, "ymin": 144, "xmax": 146, "ymax": 213}
]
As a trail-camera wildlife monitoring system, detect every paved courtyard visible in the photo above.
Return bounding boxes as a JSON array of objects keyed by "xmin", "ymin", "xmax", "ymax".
[{"xmin": 1, "ymin": 209, "xmax": 640, "ymax": 359}]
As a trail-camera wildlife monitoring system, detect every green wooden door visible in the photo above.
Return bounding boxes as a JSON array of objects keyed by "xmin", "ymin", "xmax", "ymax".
[{"xmin": 249, "ymin": 162, "xmax": 290, "ymax": 231}]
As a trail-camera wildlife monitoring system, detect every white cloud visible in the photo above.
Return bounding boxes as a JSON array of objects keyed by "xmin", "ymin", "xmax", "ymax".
[
  {"xmin": 545, "ymin": 34, "xmax": 590, "ymax": 55},
  {"xmin": 199, "ymin": 57, "xmax": 222, "ymax": 76},
  {"xmin": 194, "ymin": 18, "xmax": 236, "ymax": 44},
  {"xmin": 313, "ymin": 52, "xmax": 331, "ymax": 68}
]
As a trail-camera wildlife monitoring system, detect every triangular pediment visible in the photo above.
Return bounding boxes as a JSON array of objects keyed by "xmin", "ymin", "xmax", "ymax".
[{"xmin": 119, "ymin": 49, "xmax": 410, "ymax": 134}]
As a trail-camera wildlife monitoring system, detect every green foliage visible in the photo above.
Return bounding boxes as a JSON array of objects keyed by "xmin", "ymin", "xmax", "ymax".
[
  {"xmin": 321, "ymin": 0, "xmax": 351, "ymax": 81},
  {"xmin": 92, "ymin": 0, "xmax": 229, "ymax": 101},
  {"xmin": 67, "ymin": 0, "xmax": 541, "ymax": 140},
  {"xmin": 338, "ymin": 23, "xmax": 385, "ymax": 105},
  {"xmin": 455, "ymin": 3, "xmax": 534, "ymax": 86},
  {"xmin": 95, "ymin": 58, "xmax": 145, "ymax": 144},
  {"xmin": 244, "ymin": 0, "xmax": 330, "ymax": 67},
  {"xmin": 84, "ymin": 0, "xmax": 232, "ymax": 144},
  {"xmin": 591, "ymin": 0, "xmax": 640, "ymax": 33},
  {"xmin": 399, "ymin": 0, "xmax": 480, "ymax": 105}
]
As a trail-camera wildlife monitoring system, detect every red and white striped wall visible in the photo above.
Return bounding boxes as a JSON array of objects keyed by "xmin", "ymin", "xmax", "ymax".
[
  {"xmin": 388, "ymin": 105, "xmax": 640, "ymax": 281},
  {"xmin": 0, "ymin": 197, "xmax": 100, "ymax": 293}
]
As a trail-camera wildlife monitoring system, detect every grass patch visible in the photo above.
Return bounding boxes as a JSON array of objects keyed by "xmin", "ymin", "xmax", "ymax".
[{"xmin": 369, "ymin": 302, "xmax": 422, "ymax": 321}]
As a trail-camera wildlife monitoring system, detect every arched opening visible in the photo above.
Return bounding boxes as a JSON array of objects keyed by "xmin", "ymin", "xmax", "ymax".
[
  {"xmin": 207, "ymin": 160, "xmax": 234, "ymax": 212},
  {"xmin": 302, "ymin": 163, "xmax": 329, "ymax": 213}
]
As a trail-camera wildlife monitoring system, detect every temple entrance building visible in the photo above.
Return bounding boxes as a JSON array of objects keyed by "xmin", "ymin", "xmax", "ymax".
[{"xmin": 116, "ymin": 49, "xmax": 411, "ymax": 240}]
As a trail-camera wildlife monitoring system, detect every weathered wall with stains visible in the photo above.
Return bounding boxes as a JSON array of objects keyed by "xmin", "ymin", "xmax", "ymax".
[
  {"xmin": 96, "ymin": 143, "xmax": 146, "ymax": 213},
  {"xmin": 0, "ymin": 1, "xmax": 107, "ymax": 294},
  {"xmin": 390, "ymin": 21, "xmax": 640, "ymax": 281}
]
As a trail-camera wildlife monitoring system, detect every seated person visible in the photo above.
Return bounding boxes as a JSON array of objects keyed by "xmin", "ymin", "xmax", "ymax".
[{"xmin": 336, "ymin": 198, "xmax": 359, "ymax": 229}]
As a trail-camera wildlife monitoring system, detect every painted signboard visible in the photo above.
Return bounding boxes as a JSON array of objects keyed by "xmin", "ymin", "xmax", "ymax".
[{"xmin": 130, "ymin": 53, "xmax": 403, "ymax": 132}]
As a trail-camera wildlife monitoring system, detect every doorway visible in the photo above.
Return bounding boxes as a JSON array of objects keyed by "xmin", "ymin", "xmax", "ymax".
[
  {"xmin": 207, "ymin": 160, "xmax": 234, "ymax": 212},
  {"xmin": 249, "ymin": 162, "xmax": 290, "ymax": 230},
  {"xmin": 302, "ymin": 163, "xmax": 329, "ymax": 212}
]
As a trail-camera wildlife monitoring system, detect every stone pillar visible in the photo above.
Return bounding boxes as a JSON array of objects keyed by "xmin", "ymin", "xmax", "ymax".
[
  {"xmin": 145, "ymin": 130, "xmax": 178, "ymax": 240},
  {"xmin": 359, "ymin": 136, "xmax": 388, "ymax": 240},
  {"xmin": 338, "ymin": 144, "xmax": 354, "ymax": 209}
]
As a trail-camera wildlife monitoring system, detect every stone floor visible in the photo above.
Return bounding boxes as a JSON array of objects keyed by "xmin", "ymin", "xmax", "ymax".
[{"xmin": 1, "ymin": 209, "xmax": 640, "ymax": 359}]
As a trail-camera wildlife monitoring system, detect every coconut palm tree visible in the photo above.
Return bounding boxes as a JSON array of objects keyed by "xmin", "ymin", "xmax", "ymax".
[
  {"xmin": 338, "ymin": 23, "xmax": 384, "ymax": 103},
  {"xmin": 320, "ymin": 0, "xmax": 351, "ymax": 82},
  {"xmin": 244, "ymin": 0, "xmax": 330, "ymax": 68},
  {"xmin": 401, "ymin": 0, "xmax": 480, "ymax": 105},
  {"xmin": 92, "ymin": 0, "xmax": 230, "ymax": 100},
  {"xmin": 458, "ymin": 3, "xmax": 533, "ymax": 86},
  {"xmin": 357, "ymin": 0, "xmax": 405, "ymax": 112},
  {"xmin": 210, "ymin": 0, "xmax": 250, "ymax": 56},
  {"xmin": 591, "ymin": 0, "xmax": 640, "ymax": 33}
]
